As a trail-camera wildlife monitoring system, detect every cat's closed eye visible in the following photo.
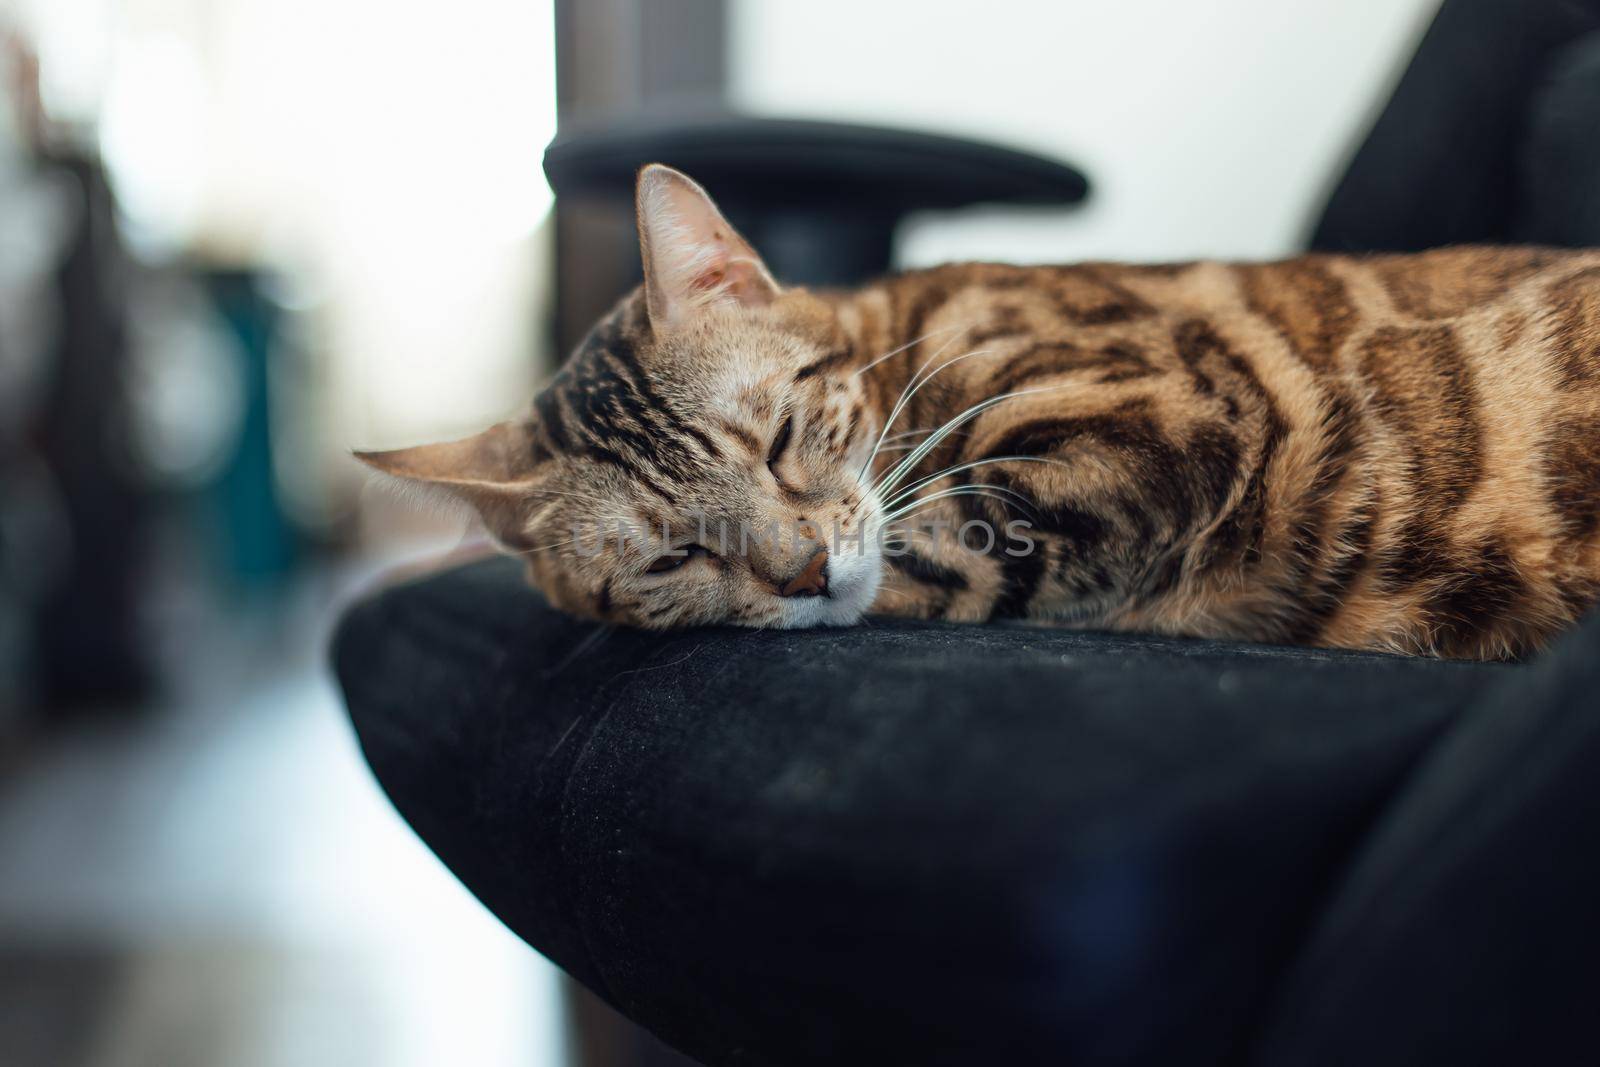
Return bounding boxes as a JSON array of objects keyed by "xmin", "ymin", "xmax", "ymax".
[
  {"xmin": 767, "ymin": 414, "xmax": 793, "ymax": 472},
  {"xmin": 646, "ymin": 543, "xmax": 712, "ymax": 574}
]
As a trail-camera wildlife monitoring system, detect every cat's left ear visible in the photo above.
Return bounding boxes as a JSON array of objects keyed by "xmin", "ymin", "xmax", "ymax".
[
  {"xmin": 353, "ymin": 418, "xmax": 548, "ymax": 549},
  {"xmin": 636, "ymin": 163, "xmax": 779, "ymax": 330}
]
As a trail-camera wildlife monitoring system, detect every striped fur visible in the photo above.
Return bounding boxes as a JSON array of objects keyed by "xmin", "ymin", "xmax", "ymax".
[{"xmin": 362, "ymin": 168, "xmax": 1600, "ymax": 660}]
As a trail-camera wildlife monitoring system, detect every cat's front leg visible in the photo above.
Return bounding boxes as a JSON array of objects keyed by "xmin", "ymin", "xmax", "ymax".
[{"xmin": 864, "ymin": 505, "xmax": 1016, "ymax": 622}]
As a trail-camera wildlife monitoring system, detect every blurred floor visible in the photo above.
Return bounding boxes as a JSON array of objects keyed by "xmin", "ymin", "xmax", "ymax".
[{"xmin": 0, "ymin": 555, "xmax": 564, "ymax": 1067}]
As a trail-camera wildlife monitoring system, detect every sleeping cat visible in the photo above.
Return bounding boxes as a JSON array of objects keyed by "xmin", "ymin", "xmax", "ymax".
[{"xmin": 360, "ymin": 164, "xmax": 1600, "ymax": 660}]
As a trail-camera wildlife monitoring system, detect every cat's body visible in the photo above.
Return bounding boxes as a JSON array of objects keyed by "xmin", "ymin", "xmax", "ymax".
[
  {"xmin": 825, "ymin": 250, "xmax": 1600, "ymax": 658},
  {"xmin": 363, "ymin": 167, "xmax": 1600, "ymax": 660}
]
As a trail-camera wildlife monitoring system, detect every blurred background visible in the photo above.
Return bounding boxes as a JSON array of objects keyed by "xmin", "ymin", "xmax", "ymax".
[{"xmin": 0, "ymin": 0, "xmax": 1439, "ymax": 1063}]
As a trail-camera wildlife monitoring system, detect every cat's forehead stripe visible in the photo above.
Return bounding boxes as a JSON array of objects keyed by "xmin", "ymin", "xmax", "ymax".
[
  {"xmin": 541, "ymin": 319, "xmax": 724, "ymax": 484},
  {"xmin": 718, "ymin": 419, "xmax": 762, "ymax": 455},
  {"xmin": 792, "ymin": 343, "xmax": 854, "ymax": 382}
]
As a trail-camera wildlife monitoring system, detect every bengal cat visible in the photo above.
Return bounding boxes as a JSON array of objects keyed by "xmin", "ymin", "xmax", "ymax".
[{"xmin": 360, "ymin": 165, "xmax": 1600, "ymax": 660}]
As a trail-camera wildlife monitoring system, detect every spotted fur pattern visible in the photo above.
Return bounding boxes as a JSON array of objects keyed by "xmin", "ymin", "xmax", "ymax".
[{"xmin": 362, "ymin": 167, "xmax": 1600, "ymax": 661}]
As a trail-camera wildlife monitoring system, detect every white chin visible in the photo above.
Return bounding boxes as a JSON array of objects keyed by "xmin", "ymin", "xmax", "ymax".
[{"xmin": 774, "ymin": 537, "xmax": 882, "ymax": 629}]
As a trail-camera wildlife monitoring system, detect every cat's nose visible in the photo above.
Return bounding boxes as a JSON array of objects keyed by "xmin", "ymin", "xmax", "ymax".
[{"xmin": 778, "ymin": 547, "xmax": 830, "ymax": 598}]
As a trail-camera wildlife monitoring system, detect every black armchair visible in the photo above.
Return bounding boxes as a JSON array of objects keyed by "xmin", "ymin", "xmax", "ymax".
[
  {"xmin": 544, "ymin": 112, "xmax": 1088, "ymax": 288},
  {"xmin": 335, "ymin": 559, "xmax": 1600, "ymax": 1066}
]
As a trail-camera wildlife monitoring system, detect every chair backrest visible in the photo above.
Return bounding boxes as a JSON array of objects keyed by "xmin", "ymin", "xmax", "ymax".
[{"xmin": 1313, "ymin": 0, "xmax": 1600, "ymax": 251}]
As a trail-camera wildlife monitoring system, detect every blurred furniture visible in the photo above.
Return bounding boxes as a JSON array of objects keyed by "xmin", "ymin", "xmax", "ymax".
[
  {"xmin": 27, "ymin": 150, "xmax": 150, "ymax": 709},
  {"xmin": 545, "ymin": 112, "xmax": 1088, "ymax": 289},
  {"xmin": 551, "ymin": 0, "xmax": 728, "ymax": 359},
  {"xmin": 336, "ymin": 0, "xmax": 1600, "ymax": 1064},
  {"xmin": 543, "ymin": 1, "xmax": 1089, "ymax": 357},
  {"xmin": 543, "ymin": 111, "xmax": 1087, "ymax": 357},
  {"xmin": 2, "ymin": 35, "xmax": 153, "ymax": 714},
  {"xmin": 1313, "ymin": 0, "xmax": 1600, "ymax": 250},
  {"xmin": 201, "ymin": 269, "xmax": 298, "ymax": 584}
]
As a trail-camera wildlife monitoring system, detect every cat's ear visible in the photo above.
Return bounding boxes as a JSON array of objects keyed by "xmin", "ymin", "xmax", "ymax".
[
  {"xmin": 355, "ymin": 417, "xmax": 548, "ymax": 547},
  {"xmin": 636, "ymin": 163, "xmax": 779, "ymax": 330}
]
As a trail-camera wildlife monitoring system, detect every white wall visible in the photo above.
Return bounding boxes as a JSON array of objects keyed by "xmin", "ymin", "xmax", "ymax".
[
  {"xmin": 13, "ymin": 0, "xmax": 558, "ymax": 461},
  {"xmin": 731, "ymin": 0, "xmax": 1442, "ymax": 265}
]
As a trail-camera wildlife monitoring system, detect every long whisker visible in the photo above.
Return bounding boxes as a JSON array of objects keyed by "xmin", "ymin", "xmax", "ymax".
[
  {"xmin": 882, "ymin": 491, "xmax": 1040, "ymax": 532},
  {"xmin": 846, "ymin": 425, "xmax": 965, "ymax": 521},
  {"xmin": 854, "ymin": 330, "xmax": 977, "ymax": 485},
  {"xmin": 880, "ymin": 485, "xmax": 1031, "ymax": 524},
  {"xmin": 852, "ymin": 342, "xmax": 1006, "ymax": 499},
  {"xmin": 511, "ymin": 537, "xmax": 579, "ymax": 555},
  {"xmin": 879, "ymin": 426, "xmax": 973, "ymax": 448},
  {"xmin": 850, "ymin": 322, "xmax": 971, "ymax": 379},
  {"xmin": 880, "ymin": 454, "xmax": 1069, "ymax": 513},
  {"xmin": 872, "ymin": 381, "xmax": 1077, "ymax": 500},
  {"xmin": 882, "ymin": 483, "xmax": 1036, "ymax": 519},
  {"xmin": 876, "ymin": 533, "xmax": 941, "ymax": 559}
]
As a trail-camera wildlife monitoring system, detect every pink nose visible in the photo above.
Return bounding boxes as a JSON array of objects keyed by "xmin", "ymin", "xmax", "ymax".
[{"xmin": 779, "ymin": 548, "xmax": 830, "ymax": 598}]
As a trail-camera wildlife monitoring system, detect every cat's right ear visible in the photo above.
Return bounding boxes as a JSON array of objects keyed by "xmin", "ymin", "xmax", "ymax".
[
  {"xmin": 636, "ymin": 163, "xmax": 780, "ymax": 331},
  {"xmin": 354, "ymin": 417, "xmax": 548, "ymax": 547}
]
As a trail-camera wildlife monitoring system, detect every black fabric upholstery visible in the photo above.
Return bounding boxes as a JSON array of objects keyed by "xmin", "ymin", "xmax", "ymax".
[
  {"xmin": 1256, "ymin": 608, "xmax": 1600, "ymax": 1065},
  {"xmin": 543, "ymin": 112, "xmax": 1088, "ymax": 289},
  {"xmin": 335, "ymin": 559, "xmax": 1600, "ymax": 1066},
  {"xmin": 1312, "ymin": 0, "xmax": 1600, "ymax": 252},
  {"xmin": 543, "ymin": 113, "xmax": 1090, "ymax": 215},
  {"xmin": 1517, "ymin": 31, "xmax": 1600, "ymax": 245}
]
